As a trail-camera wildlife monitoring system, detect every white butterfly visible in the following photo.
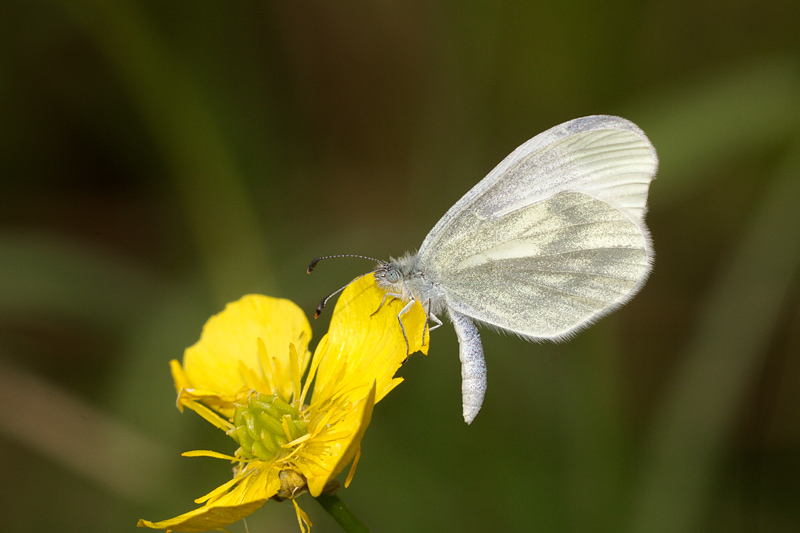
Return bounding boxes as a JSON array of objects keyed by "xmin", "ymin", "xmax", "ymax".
[{"xmin": 310, "ymin": 115, "xmax": 657, "ymax": 423}]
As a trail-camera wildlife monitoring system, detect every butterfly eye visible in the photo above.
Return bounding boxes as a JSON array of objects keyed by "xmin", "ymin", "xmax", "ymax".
[{"xmin": 384, "ymin": 268, "xmax": 400, "ymax": 284}]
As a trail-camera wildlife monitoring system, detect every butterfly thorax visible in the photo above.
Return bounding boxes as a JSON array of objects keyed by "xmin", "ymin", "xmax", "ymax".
[{"xmin": 374, "ymin": 253, "xmax": 447, "ymax": 315}]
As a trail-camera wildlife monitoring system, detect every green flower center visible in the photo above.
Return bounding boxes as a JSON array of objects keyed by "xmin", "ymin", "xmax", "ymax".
[{"xmin": 232, "ymin": 392, "xmax": 309, "ymax": 462}]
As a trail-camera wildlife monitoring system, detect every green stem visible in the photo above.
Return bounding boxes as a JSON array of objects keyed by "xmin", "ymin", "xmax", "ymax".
[{"xmin": 314, "ymin": 493, "xmax": 370, "ymax": 533}]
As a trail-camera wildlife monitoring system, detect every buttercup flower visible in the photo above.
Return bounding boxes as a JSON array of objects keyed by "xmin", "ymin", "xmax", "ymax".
[{"xmin": 138, "ymin": 275, "xmax": 428, "ymax": 532}]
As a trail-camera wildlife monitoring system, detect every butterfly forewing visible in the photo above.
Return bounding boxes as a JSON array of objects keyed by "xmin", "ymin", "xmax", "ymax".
[{"xmin": 418, "ymin": 116, "xmax": 657, "ymax": 262}]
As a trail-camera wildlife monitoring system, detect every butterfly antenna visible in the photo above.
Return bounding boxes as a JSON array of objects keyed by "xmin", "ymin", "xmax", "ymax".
[
  {"xmin": 307, "ymin": 255, "xmax": 388, "ymax": 318},
  {"xmin": 313, "ymin": 272, "xmax": 373, "ymax": 318},
  {"xmin": 307, "ymin": 254, "xmax": 385, "ymax": 274}
]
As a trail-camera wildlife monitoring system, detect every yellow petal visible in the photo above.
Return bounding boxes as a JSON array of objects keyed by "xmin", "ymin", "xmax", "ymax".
[
  {"xmin": 329, "ymin": 381, "xmax": 376, "ymax": 490},
  {"xmin": 181, "ymin": 295, "xmax": 312, "ymax": 399},
  {"xmin": 138, "ymin": 463, "xmax": 280, "ymax": 532},
  {"xmin": 170, "ymin": 359, "xmax": 191, "ymax": 397},
  {"xmin": 312, "ymin": 275, "xmax": 427, "ymax": 407},
  {"xmin": 137, "ymin": 499, "xmax": 267, "ymax": 532},
  {"xmin": 304, "ymin": 381, "xmax": 376, "ymax": 497}
]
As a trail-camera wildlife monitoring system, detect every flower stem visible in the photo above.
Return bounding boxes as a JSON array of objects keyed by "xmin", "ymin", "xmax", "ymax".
[{"xmin": 314, "ymin": 493, "xmax": 370, "ymax": 533}]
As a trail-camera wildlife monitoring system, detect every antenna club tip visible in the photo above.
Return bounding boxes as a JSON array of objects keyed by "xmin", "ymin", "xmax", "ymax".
[{"xmin": 313, "ymin": 311, "xmax": 321, "ymax": 319}]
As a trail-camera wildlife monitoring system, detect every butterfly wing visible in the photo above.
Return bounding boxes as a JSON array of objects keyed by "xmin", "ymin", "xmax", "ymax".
[{"xmin": 418, "ymin": 115, "xmax": 657, "ymax": 340}]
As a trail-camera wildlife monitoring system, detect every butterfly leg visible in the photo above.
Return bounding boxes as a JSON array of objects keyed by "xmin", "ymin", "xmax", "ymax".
[
  {"xmin": 372, "ymin": 292, "xmax": 402, "ymax": 317},
  {"xmin": 450, "ymin": 310, "xmax": 486, "ymax": 424},
  {"xmin": 395, "ymin": 299, "xmax": 422, "ymax": 361},
  {"xmin": 373, "ymin": 292, "xmax": 415, "ymax": 360},
  {"xmin": 421, "ymin": 299, "xmax": 442, "ymax": 347}
]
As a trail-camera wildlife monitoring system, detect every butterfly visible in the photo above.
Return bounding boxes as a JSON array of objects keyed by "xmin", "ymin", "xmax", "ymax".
[{"xmin": 310, "ymin": 116, "xmax": 657, "ymax": 423}]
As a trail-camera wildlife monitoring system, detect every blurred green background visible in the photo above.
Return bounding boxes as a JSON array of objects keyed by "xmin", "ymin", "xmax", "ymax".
[{"xmin": 2, "ymin": 1, "xmax": 799, "ymax": 532}]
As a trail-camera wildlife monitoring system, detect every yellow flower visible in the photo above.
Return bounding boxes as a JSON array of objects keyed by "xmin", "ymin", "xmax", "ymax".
[{"xmin": 138, "ymin": 275, "xmax": 428, "ymax": 532}]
